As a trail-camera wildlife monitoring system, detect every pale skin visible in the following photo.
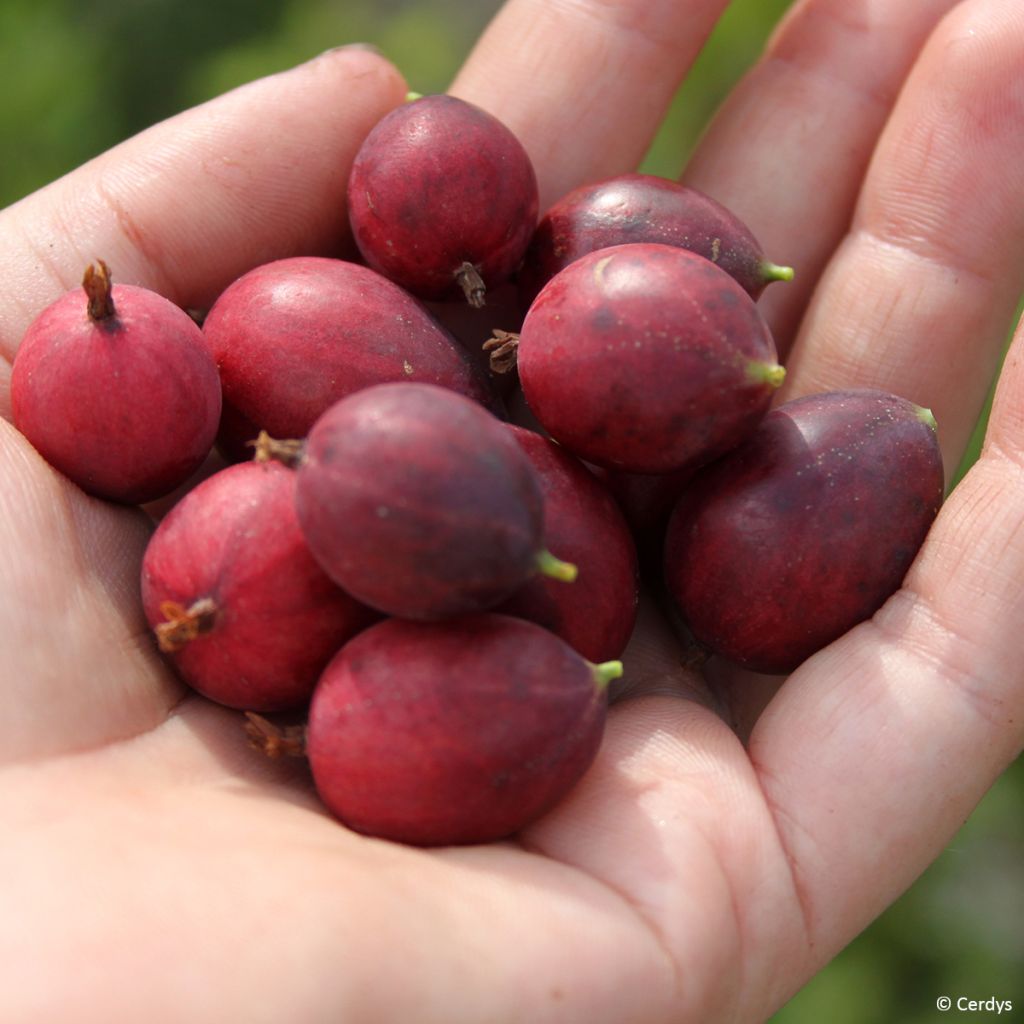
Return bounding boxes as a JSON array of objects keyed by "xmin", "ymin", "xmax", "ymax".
[{"xmin": 1, "ymin": 0, "xmax": 1023, "ymax": 1019}]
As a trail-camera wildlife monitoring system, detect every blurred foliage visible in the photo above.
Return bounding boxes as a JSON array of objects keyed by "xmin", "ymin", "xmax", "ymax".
[
  {"xmin": 2, "ymin": 0, "xmax": 1021, "ymax": 1019},
  {"xmin": 0, "ymin": 0, "xmax": 502, "ymax": 207}
]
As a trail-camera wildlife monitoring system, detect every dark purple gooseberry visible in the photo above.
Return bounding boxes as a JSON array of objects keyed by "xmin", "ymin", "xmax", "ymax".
[
  {"xmin": 517, "ymin": 172, "xmax": 792, "ymax": 308},
  {"xmin": 291, "ymin": 382, "xmax": 576, "ymax": 620},
  {"xmin": 494, "ymin": 424, "xmax": 639, "ymax": 662},
  {"xmin": 663, "ymin": 388, "xmax": 945, "ymax": 674}
]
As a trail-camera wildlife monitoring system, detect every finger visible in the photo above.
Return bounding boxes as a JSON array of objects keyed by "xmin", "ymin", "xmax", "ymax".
[
  {"xmin": 682, "ymin": 0, "xmax": 959, "ymax": 352},
  {"xmin": 523, "ymin": 691, "xmax": 815, "ymax": 1021},
  {"xmin": 0, "ymin": 47, "xmax": 406, "ymax": 410},
  {"xmin": 529, "ymin": 307, "xmax": 1024, "ymax": 1020},
  {"xmin": 778, "ymin": 0, "xmax": 1024, "ymax": 477},
  {"xmin": 0, "ymin": 748, "xmax": 677, "ymax": 1024},
  {"xmin": 709, "ymin": 0, "xmax": 1024, "ymax": 735},
  {"xmin": 744, "ymin": 303, "xmax": 1024, "ymax": 974},
  {"xmin": 0, "ymin": 419, "xmax": 180, "ymax": 764},
  {"xmin": 449, "ymin": 0, "xmax": 733, "ymax": 210}
]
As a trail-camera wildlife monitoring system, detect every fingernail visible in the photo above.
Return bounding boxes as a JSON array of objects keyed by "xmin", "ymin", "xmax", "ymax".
[{"xmin": 311, "ymin": 42, "xmax": 383, "ymax": 60}]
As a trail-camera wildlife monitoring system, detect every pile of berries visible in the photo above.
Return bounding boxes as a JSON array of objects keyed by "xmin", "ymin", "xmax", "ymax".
[{"xmin": 11, "ymin": 95, "xmax": 944, "ymax": 846}]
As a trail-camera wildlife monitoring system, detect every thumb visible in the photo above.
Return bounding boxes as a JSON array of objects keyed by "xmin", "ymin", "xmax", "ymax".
[{"xmin": 0, "ymin": 46, "xmax": 406, "ymax": 407}]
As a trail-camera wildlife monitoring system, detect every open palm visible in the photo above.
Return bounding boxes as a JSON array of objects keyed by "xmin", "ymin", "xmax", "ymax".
[{"xmin": 2, "ymin": 2, "xmax": 1024, "ymax": 1020}]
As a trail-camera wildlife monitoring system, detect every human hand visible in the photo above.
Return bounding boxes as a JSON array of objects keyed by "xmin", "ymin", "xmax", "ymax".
[{"xmin": 2, "ymin": 1, "xmax": 1023, "ymax": 1021}]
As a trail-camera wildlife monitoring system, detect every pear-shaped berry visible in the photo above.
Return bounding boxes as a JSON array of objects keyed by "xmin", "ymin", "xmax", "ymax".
[
  {"xmin": 664, "ymin": 389, "xmax": 944, "ymax": 674},
  {"xmin": 305, "ymin": 614, "xmax": 619, "ymax": 845}
]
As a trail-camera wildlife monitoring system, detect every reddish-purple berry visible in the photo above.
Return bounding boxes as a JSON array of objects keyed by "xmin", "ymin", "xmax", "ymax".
[
  {"xmin": 494, "ymin": 425, "xmax": 639, "ymax": 661},
  {"xmin": 664, "ymin": 389, "xmax": 944, "ymax": 674},
  {"xmin": 12, "ymin": 261, "xmax": 221, "ymax": 503},
  {"xmin": 141, "ymin": 460, "xmax": 372, "ymax": 710},
  {"xmin": 202, "ymin": 256, "xmax": 496, "ymax": 461},
  {"xmin": 516, "ymin": 243, "xmax": 784, "ymax": 474},
  {"xmin": 293, "ymin": 382, "xmax": 576, "ymax": 620},
  {"xmin": 306, "ymin": 614, "xmax": 619, "ymax": 845},
  {"xmin": 518, "ymin": 173, "xmax": 792, "ymax": 306},
  {"xmin": 348, "ymin": 95, "xmax": 539, "ymax": 307}
]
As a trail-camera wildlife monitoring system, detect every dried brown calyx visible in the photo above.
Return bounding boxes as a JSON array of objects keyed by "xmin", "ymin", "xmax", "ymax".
[
  {"xmin": 155, "ymin": 597, "xmax": 219, "ymax": 652},
  {"xmin": 83, "ymin": 259, "xmax": 117, "ymax": 321},
  {"xmin": 482, "ymin": 329, "xmax": 520, "ymax": 374},
  {"xmin": 249, "ymin": 430, "xmax": 305, "ymax": 468},
  {"xmin": 244, "ymin": 712, "xmax": 308, "ymax": 759}
]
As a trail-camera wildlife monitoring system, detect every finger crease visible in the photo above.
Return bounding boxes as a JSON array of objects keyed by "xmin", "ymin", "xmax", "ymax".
[
  {"xmin": 93, "ymin": 174, "xmax": 181, "ymax": 304},
  {"xmin": 746, "ymin": 753, "xmax": 819, "ymax": 959},
  {"xmin": 855, "ymin": 224, "xmax": 1002, "ymax": 296}
]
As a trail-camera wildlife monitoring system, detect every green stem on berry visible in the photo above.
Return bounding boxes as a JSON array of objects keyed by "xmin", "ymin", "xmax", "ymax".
[
  {"xmin": 915, "ymin": 405, "xmax": 938, "ymax": 432},
  {"xmin": 83, "ymin": 259, "xmax": 116, "ymax": 321},
  {"xmin": 405, "ymin": 90, "xmax": 424, "ymax": 102},
  {"xmin": 590, "ymin": 660, "xmax": 624, "ymax": 690},
  {"xmin": 455, "ymin": 262, "xmax": 487, "ymax": 308},
  {"xmin": 761, "ymin": 260, "xmax": 795, "ymax": 284},
  {"xmin": 249, "ymin": 430, "xmax": 306, "ymax": 467},
  {"xmin": 746, "ymin": 360, "xmax": 786, "ymax": 390},
  {"xmin": 536, "ymin": 549, "xmax": 578, "ymax": 583}
]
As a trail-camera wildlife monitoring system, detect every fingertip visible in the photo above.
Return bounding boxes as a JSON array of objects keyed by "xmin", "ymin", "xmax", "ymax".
[
  {"xmin": 300, "ymin": 43, "xmax": 409, "ymax": 110},
  {"xmin": 0, "ymin": 42, "xmax": 411, "ymax": 340}
]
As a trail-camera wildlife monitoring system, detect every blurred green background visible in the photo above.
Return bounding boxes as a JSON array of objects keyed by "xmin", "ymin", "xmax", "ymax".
[{"xmin": 2, "ymin": 0, "xmax": 1020, "ymax": 1019}]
